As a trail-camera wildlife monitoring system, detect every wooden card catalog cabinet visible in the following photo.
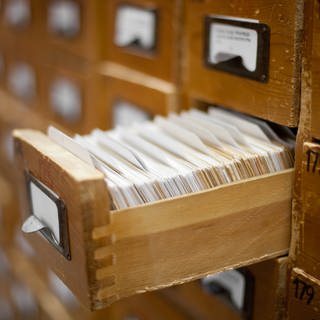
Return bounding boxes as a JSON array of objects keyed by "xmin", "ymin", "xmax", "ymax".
[
  {"xmin": 183, "ymin": 0, "xmax": 303, "ymax": 126},
  {"xmin": 43, "ymin": 65, "xmax": 106, "ymax": 133},
  {"xmin": 105, "ymin": 0, "xmax": 182, "ymax": 82},
  {"xmin": 101, "ymin": 62, "xmax": 179, "ymax": 128},
  {"xmin": 13, "ymin": 129, "xmax": 292, "ymax": 309},
  {"xmin": 44, "ymin": 0, "xmax": 106, "ymax": 61}
]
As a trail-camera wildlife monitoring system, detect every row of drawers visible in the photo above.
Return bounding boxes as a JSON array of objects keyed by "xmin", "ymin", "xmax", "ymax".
[
  {"xmin": 1, "ymin": 0, "xmax": 304, "ymax": 127},
  {"xmin": 0, "ymin": 0, "xmax": 181, "ymax": 80},
  {"xmin": 3, "ymin": 0, "xmax": 317, "ymax": 312},
  {"xmin": 0, "ymin": 47, "xmax": 178, "ymax": 133}
]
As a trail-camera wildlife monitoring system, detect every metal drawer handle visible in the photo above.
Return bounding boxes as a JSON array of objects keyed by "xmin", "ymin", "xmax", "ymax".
[{"xmin": 22, "ymin": 215, "xmax": 59, "ymax": 246}]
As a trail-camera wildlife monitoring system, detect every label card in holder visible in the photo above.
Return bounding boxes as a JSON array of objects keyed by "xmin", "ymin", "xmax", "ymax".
[
  {"xmin": 202, "ymin": 269, "xmax": 254, "ymax": 320},
  {"xmin": 205, "ymin": 17, "xmax": 270, "ymax": 82},
  {"xmin": 113, "ymin": 100, "xmax": 151, "ymax": 127},
  {"xmin": 48, "ymin": 0, "xmax": 81, "ymax": 38},
  {"xmin": 115, "ymin": 4, "xmax": 157, "ymax": 53},
  {"xmin": 23, "ymin": 172, "xmax": 71, "ymax": 260}
]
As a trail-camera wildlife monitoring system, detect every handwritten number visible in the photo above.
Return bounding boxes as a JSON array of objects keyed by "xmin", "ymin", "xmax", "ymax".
[{"xmin": 293, "ymin": 277, "xmax": 315, "ymax": 305}]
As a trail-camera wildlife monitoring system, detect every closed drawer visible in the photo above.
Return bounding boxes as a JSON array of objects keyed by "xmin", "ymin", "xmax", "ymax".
[
  {"xmin": 42, "ymin": 64, "xmax": 106, "ymax": 133},
  {"xmin": 104, "ymin": 0, "xmax": 182, "ymax": 83},
  {"xmin": 183, "ymin": 0, "xmax": 303, "ymax": 126},
  {"xmin": 101, "ymin": 62, "xmax": 180, "ymax": 128},
  {"xmin": 5, "ymin": 49, "xmax": 43, "ymax": 109},
  {"xmin": 0, "ymin": 0, "xmax": 42, "ymax": 45},
  {"xmin": 13, "ymin": 129, "xmax": 293, "ymax": 310},
  {"xmin": 162, "ymin": 257, "xmax": 288, "ymax": 320},
  {"xmin": 43, "ymin": 0, "xmax": 106, "ymax": 62}
]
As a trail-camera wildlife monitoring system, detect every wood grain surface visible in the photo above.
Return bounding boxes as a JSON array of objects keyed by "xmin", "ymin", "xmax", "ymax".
[
  {"xmin": 100, "ymin": 61, "xmax": 179, "ymax": 122},
  {"xmin": 287, "ymin": 267, "xmax": 320, "ymax": 320},
  {"xmin": 13, "ymin": 129, "xmax": 110, "ymax": 309},
  {"xmin": 96, "ymin": 170, "xmax": 293, "ymax": 307},
  {"xmin": 104, "ymin": 0, "xmax": 183, "ymax": 83},
  {"xmin": 183, "ymin": 0, "xmax": 303, "ymax": 126}
]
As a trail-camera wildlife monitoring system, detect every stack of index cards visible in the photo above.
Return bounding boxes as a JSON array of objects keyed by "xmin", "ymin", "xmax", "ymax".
[{"xmin": 49, "ymin": 107, "xmax": 295, "ymax": 210}]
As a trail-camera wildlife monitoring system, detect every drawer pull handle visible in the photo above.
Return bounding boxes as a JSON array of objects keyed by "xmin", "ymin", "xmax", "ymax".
[{"xmin": 21, "ymin": 215, "xmax": 59, "ymax": 246}]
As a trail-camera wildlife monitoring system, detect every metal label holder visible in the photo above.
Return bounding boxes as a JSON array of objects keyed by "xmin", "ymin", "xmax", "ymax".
[
  {"xmin": 22, "ymin": 171, "xmax": 71, "ymax": 260},
  {"xmin": 204, "ymin": 17, "xmax": 270, "ymax": 82}
]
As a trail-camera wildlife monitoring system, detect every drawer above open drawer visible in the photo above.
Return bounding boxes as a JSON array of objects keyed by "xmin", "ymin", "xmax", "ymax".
[{"xmin": 13, "ymin": 129, "xmax": 293, "ymax": 310}]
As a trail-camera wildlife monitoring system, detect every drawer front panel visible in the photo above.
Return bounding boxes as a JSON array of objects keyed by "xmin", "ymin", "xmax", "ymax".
[
  {"xmin": 43, "ymin": 0, "xmax": 106, "ymax": 61},
  {"xmin": 43, "ymin": 65, "xmax": 107, "ymax": 133},
  {"xmin": 105, "ymin": 0, "xmax": 182, "ymax": 82},
  {"xmin": 0, "ymin": 0, "xmax": 42, "ymax": 45},
  {"xmin": 162, "ymin": 257, "xmax": 288, "ymax": 320},
  {"xmin": 3, "ymin": 44, "xmax": 47, "ymax": 111},
  {"xmin": 310, "ymin": 0, "xmax": 320, "ymax": 139},
  {"xmin": 184, "ymin": 0, "xmax": 303, "ymax": 126},
  {"xmin": 14, "ymin": 130, "xmax": 110, "ymax": 309}
]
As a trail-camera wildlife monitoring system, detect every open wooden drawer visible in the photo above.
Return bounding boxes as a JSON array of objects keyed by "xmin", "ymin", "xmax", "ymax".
[{"xmin": 13, "ymin": 129, "xmax": 293, "ymax": 310}]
